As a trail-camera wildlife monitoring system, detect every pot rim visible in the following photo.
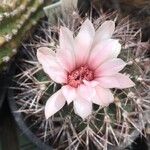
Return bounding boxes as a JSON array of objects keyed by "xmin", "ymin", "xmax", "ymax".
[
  {"xmin": 7, "ymin": 57, "xmax": 53, "ymax": 150},
  {"xmin": 0, "ymin": 69, "xmax": 9, "ymax": 111}
]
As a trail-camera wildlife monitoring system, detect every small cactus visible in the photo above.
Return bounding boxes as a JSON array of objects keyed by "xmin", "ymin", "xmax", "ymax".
[
  {"xmin": 11, "ymin": 8, "xmax": 150, "ymax": 150},
  {"xmin": 0, "ymin": 0, "xmax": 44, "ymax": 71}
]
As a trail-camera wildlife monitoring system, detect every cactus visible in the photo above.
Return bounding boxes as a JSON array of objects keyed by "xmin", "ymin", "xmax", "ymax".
[
  {"xmin": 11, "ymin": 8, "xmax": 150, "ymax": 150},
  {"xmin": 0, "ymin": 0, "xmax": 44, "ymax": 71}
]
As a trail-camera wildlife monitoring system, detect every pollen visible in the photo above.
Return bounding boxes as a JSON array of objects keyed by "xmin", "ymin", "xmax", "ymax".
[{"xmin": 67, "ymin": 65, "xmax": 94, "ymax": 88}]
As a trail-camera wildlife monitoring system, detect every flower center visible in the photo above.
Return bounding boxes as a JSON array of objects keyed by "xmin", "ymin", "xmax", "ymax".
[{"xmin": 67, "ymin": 65, "xmax": 94, "ymax": 88}]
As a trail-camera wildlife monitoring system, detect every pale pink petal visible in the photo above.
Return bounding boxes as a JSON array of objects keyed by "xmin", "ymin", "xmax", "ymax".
[
  {"xmin": 37, "ymin": 47, "xmax": 55, "ymax": 66},
  {"xmin": 93, "ymin": 20, "xmax": 115, "ymax": 45},
  {"xmin": 37, "ymin": 47, "xmax": 67, "ymax": 83},
  {"xmin": 95, "ymin": 58, "xmax": 126, "ymax": 77},
  {"xmin": 75, "ymin": 19, "xmax": 95, "ymax": 65},
  {"xmin": 45, "ymin": 90, "xmax": 66, "ymax": 119},
  {"xmin": 77, "ymin": 84, "xmax": 96, "ymax": 101},
  {"xmin": 74, "ymin": 98, "xmax": 92, "ymax": 119},
  {"xmin": 46, "ymin": 69, "xmax": 67, "ymax": 84},
  {"xmin": 83, "ymin": 80, "xmax": 99, "ymax": 87},
  {"xmin": 59, "ymin": 27, "xmax": 74, "ymax": 50},
  {"xmin": 88, "ymin": 39, "xmax": 121, "ymax": 69},
  {"xmin": 57, "ymin": 27, "xmax": 75, "ymax": 72},
  {"xmin": 93, "ymin": 86, "xmax": 114, "ymax": 106},
  {"xmin": 61, "ymin": 85, "xmax": 77, "ymax": 104},
  {"xmin": 96, "ymin": 73, "xmax": 135, "ymax": 89}
]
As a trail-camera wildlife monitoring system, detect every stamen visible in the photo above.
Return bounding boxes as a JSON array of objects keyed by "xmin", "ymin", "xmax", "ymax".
[{"xmin": 67, "ymin": 65, "xmax": 94, "ymax": 88}]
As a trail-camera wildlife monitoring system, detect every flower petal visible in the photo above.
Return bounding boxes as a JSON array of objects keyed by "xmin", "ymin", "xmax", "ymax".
[
  {"xmin": 77, "ymin": 84, "xmax": 96, "ymax": 101},
  {"xmin": 45, "ymin": 90, "xmax": 66, "ymax": 119},
  {"xmin": 60, "ymin": 27, "xmax": 74, "ymax": 50},
  {"xmin": 57, "ymin": 27, "xmax": 76, "ymax": 72},
  {"xmin": 88, "ymin": 39, "xmax": 121, "ymax": 69},
  {"xmin": 94, "ymin": 20, "xmax": 115, "ymax": 45},
  {"xmin": 37, "ymin": 47, "xmax": 67, "ymax": 83},
  {"xmin": 96, "ymin": 73, "xmax": 135, "ymax": 89},
  {"xmin": 61, "ymin": 85, "xmax": 77, "ymax": 104},
  {"xmin": 75, "ymin": 19, "xmax": 95, "ymax": 65},
  {"xmin": 37, "ymin": 47, "xmax": 55, "ymax": 65},
  {"xmin": 74, "ymin": 98, "xmax": 92, "ymax": 119},
  {"xmin": 83, "ymin": 80, "xmax": 99, "ymax": 87},
  {"xmin": 93, "ymin": 86, "xmax": 114, "ymax": 106},
  {"xmin": 95, "ymin": 58, "xmax": 126, "ymax": 77}
]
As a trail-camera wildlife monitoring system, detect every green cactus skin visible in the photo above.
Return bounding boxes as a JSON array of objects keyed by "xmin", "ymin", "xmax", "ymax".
[{"xmin": 0, "ymin": 0, "xmax": 45, "ymax": 71}]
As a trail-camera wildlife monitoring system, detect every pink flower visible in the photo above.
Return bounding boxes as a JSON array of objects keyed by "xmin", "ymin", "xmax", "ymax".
[{"xmin": 37, "ymin": 19, "xmax": 135, "ymax": 119}]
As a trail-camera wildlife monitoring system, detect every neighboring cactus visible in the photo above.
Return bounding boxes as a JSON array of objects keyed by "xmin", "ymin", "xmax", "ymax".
[
  {"xmin": 11, "ymin": 9, "xmax": 150, "ymax": 150},
  {"xmin": 0, "ymin": 0, "xmax": 44, "ymax": 71}
]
